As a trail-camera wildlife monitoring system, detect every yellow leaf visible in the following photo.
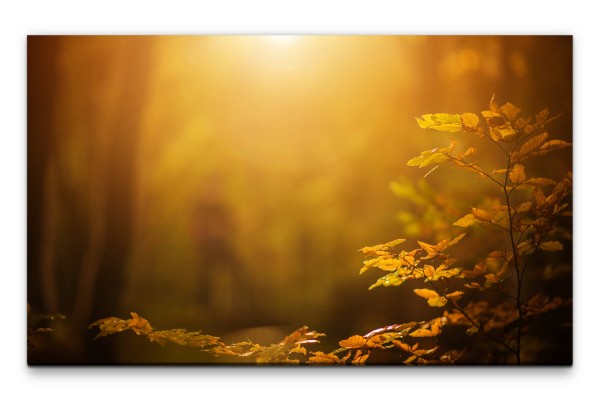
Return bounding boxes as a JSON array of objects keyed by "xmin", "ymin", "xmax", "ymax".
[
  {"xmin": 466, "ymin": 326, "xmax": 479, "ymax": 336},
  {"xmin": 540, "ymin": 241, "xmax": 563, "ymax": 251},
  {"xmin": 472, "ymin": 207, "xmax": 494, "ymax": 223},
  {"xmin": 339, "ymin": 335, "xmax": 366, "ymax": 349},
  {"xmin": 359, "ymin": 239, "xmax": 405, "ymax": 256},
  {"xmin": 340, "ymin": 351, "xmax": 352, "ymax": 363},
  {"xmin": 518, "ymin": 240, "xmax": 534, "ymax": 256},
  {"xmin": 423, "ymin": 265, "xmax": 435, "ymax": 277},
  {"xmin": 515, "ymin": 132, "xmax": 548, "ymax": 160},
  {"xmin": 540, "ymin": 139, "xmax": 571, "ymax": 151},
  {"xmin": 489, "ymin": 94, "xmax": 501, "ymax": 113},
  {"xmin": 491, "ymin": 125, "xmax": 518, "ymax": 142},
  {"xmin": 525, "ymin": 178, "xmax": 557, "ymax": 187},
  {"xmin": 509, "ymin": 164, "xmax": 526, "ymax": 184},
  {"xmin": 417, "ymin": 240, "xmax": 437, "ymax": 255},
  {"xmin": 447, "ymin": 232, "xmax": 467, "ymax": 247},
  {"xmin": 403, "ymin": 355, "xmax": 418, "ymax": 364},
  {"xmin": 461, "ymin": 113, "xmax": 480, "ymax": 130},
  {"xmin": 308, "ymin": 351, "xmax": 339, "ymax": 364},
  {"xmin": 515, "ymin": 116, "xmax": 531, "ymax": 129},
  {"xmin": 501, "ymin": 102, "xmax": 521, "ymax": 121},
  {"xmin": 515, "ymin": 202, "xmax": 533, "ymax": 213},
  {"xmin": 414, "ymin": 288, "xmax": 438, "ymax": 299},
  {"xmin": 415, "ymin": 113, "xmax": 463, "ymax": 132},
  {"xmin": 532, "ymin": 187, "xmax": 546, "ymax": 208},
  {"xmin": 463, "ymin": 147, "xmax": 477, "ymax": 158},
  {"xmin": 409, "ymin": 329, "xmax": 434, "ymax": 338},
  {"xmin": 446, "ymin": 291, "xmax": 464, "ymax": 301},
  {"xmin": 127, "ymin": 312, "xmax": 153, "ymax": 336},
  {"xmin": 289, "ymin": 345, "xmax": 306, "ymax": 355},
  {"xmin": 352, "ymin": 350, "xmax": 370, "ymax": 365},
  {"xmin": 413, "ymin": 346, "xmax": 439, "ymax": 357},
  {"xmin": 410, "ymin": 318, "xmax": 443, "ymax": 337},
  {"xmin": 453, "ymin": 213, "xmax": 476, "ymax": 227},
  {"xmin": 427, "ymin": 297, "xmax": 447, "ymax": 307},
  {"xmin": 392, "ymin": 340, "xmax": 412, "ymax": 352},
  {"xmin": 536, "ymin": 108, "xmax": 550, "ymax": 124}
]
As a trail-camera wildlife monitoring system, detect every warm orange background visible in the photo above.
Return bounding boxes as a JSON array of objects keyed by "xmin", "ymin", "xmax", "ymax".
[{"xmin": 27, "ymin": 36, "xmax": 572, "ymax": 363}]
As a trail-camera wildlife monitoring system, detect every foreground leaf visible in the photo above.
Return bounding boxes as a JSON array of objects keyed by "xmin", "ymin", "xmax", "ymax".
[{"xmin": 416, "ymin": 113, "xmax": 463, "ymax": 132}]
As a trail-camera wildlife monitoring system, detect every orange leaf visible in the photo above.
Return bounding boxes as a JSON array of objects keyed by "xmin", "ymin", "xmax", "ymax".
[
  {"xmin": 489, "ymin": 94, "xmax": 501, "ymax": 113},
  {"xmin": 472, "ymin": 207, "xmax": 494, "ymax": 223},
  {"xmin": 461, "ymin": 113, "xmax": 480, "ymax": 129},
  {"xmin": 509, "ymin": 164, "xmax": 526, "ymax": 184},
  {"xmin": 339, "ymin": 335, "xmax": 366, "ymax": 349},
  {"xmin": 414, "ymin": 288, "xmax": 439, "ymax": 299},
  {"xmin": 308, "ymin": 351, "xmax": 339, "ymax": 364},
  {"xmin": 515, "ymin": 132, "xmax": 548, "ymax": 159},
  {"xmin": 352, "ymin": 350, "xmax": 370, "ymax": 365},
  {"xmin": 501, "ymin": 102, "xmax": 521, "ymax": 121},
  {"xmin": 392, "ymin": 340, "xmax": 412, "ymax": 352}
]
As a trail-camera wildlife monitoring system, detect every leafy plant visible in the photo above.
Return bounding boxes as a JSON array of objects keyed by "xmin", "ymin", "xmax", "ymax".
[
  {"xmin": 88, "ymin": 95, "xmax": 572, "ymax": 365},
  {"xmin": 89, "ymin": 312, "xmax": 326, "ymax": 364},
  {"xmin": 355, "ymin": 95, "xmax": 572, "ymax": 364}
]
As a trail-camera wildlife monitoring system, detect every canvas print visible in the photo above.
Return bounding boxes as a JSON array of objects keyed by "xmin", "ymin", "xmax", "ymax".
[{"xmin": 27, "ymin": 35, "xmax": 572, "ymax": 365}]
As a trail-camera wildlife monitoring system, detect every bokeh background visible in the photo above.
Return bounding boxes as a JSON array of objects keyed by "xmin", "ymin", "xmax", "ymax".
[{"xmin": 27, "ymin": 35, "xmax": 572, "ymax": 364}]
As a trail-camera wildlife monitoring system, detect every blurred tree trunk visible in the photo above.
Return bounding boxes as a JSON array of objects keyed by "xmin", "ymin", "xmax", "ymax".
[
  {"xmin": 28, "ymin": 37, "xmax": 153, "ymax": 363},
  {"xmin": 28, "ymin": 37, "xmax": 62, "ymax": 314}
]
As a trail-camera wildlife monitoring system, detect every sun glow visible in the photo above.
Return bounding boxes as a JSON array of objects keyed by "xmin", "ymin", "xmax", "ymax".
[{"xmin": 263, "ymin": 35, "xmax": 300, "ymax": 45}]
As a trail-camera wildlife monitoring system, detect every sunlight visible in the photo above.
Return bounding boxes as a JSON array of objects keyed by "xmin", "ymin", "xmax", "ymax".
[{"xmin": 262, "ymin": 35, "xmax": 300, "ymax": 46}]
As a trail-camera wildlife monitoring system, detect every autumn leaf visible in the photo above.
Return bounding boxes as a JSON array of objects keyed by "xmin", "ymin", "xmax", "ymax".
[
  {"xmin": 339, "ymin": 335, "xmax": 367, "ymax": 349},
  {"xmin": 403, "ymin": 355, "xmax": 418, "ymax": 364},
  {"xmin": 359, "ymin": 239, "xmax": 405, "ymax": 256},
  {"xmin": 409, "ymin": 318, "xmax": 443, "ymax": 337},
  {"xmin": 289, "ymin": 345, "xmax": 306, "ymax": 355},
  {"xmin": 427, "ymin": 297, "xmax": 448, "ymax": 307},
  {"xmin": 518, "ymin": 240, "xmax": 534, "ymax": 256},
  {"xmin": 392, "ymin": 340, "xmax": 412, "ymax": 352},
  {"xmin": 128, "ymin": 312, "xmax": 153, "ymax": 336},
  {"xmin": 461, "ymin": 113, "xmax": 480, "ymax": 131},
  {"xmin": 453, "ymin": 213, "xmax": 476, "ymax": 227},
  {"xmin": 414, "ymin": 288, "xmax": 439, "ymax": 299},
  {"xmin": 540, "ymin": 241, "xmax": 563, "ymax": 251},
  {"xmin": 416, "ymin": 113, "xmax": 462, "ymax": 132},
  {"xmin": 532, "ymin": 187, "xmax": 546, "ymax": 208},
  {"xmin": 466, "ymin": 326, "xmax": 479, "ymax": 336},
  {"xmin": 412, "ymin": 346, "xmax": 439, "ymax": 357},
  {"xmin": 524, "ymin": 178, "xmax": 557, "ymax": 187},
  {"xmin": 472, "ymin": 207, "xmax": 495, "ymax": 223},
  {"xmin": 489, "ymin": 94, "xmax": 501, "ymax": 113},
  {"xmin": 308, "ymin": 351, "xmax": 340, "ymax": 364},
  {"xmin": 352, "ymin": 350, "xmax": 370, "ymax": 365},
  {"xmin": 540, "ymin": 139, "xmax": 571, "ymax": 152},
  {"xmin": 423, "ymin": 265, "xmax": 435, "ymax": 277},
  {"xmin": 446, "ymin": 291, "xmax": 464, "ymax": 302},
  {"xmin": 509, "ymin": 164, "xmax": 526, "ymax": 184},
  {"xmin": 501, "ymin": 102, "xmax": 521, "ymax": 122},
  {"xmin": 407, "ymin": 150, "xmax": 450, "ymax": 168},
  {"xmin": 514, "ymin": 132, "xmax": 548, "ymax": 161},
  {"xmin": 368, "ymin": 272, "xmax": 408, "ymax": 290}
]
